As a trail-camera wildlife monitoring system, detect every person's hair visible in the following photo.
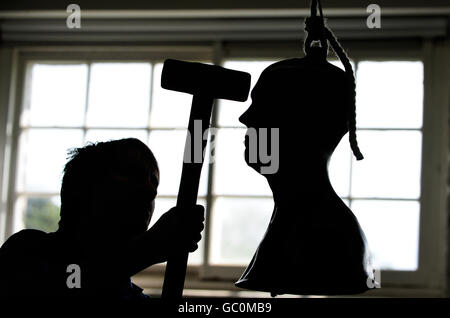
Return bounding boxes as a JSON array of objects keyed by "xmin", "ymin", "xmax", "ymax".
[{"xmin": 58, "ymin": 138, "xmax": 158, "ymax": 233}]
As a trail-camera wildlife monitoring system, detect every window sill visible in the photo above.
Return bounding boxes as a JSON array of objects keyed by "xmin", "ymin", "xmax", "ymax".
[{"xmin": 132, "ymin": 268, "xmax": 447, "ymax": 298}]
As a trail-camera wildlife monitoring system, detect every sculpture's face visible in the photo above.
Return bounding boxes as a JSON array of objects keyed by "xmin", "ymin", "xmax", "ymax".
[
  {"xmin": 239, "ymin": 58, "xmax": 351, "ymax": 176},
  {"xmin": 239, "ymin": 102, "xmax": 259, "ymax": 174},
  {"xmin": 239, "ymin": 80, "xmax": 278, "ymax": 176},
  {"xmin": 239, "ymin": 104, "xmax": 278, "ymax": 175}
]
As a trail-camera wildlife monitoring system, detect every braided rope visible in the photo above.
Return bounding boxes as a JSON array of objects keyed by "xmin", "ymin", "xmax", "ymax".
[
  {"xmin": 325, "ymin": 27, "xmax": 364, "ymax": 160},
  {"xmin": 304, "ymin": 0, "xmax": 364, "ymax": 160}
]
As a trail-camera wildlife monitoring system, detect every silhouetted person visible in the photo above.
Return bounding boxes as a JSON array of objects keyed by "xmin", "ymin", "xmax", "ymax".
[
  {"xmin": 235, "ymin": 44, "xmax": 372, "ymax": 295},
  {"xmin": 0, "ymin": 138, "xmax": 204, "ymax": 302}
]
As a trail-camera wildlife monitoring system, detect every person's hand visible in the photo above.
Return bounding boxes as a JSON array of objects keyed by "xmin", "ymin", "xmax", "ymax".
[{"xmin": 149, "ymin": 205, "xmax": 205, "ymax": 260}]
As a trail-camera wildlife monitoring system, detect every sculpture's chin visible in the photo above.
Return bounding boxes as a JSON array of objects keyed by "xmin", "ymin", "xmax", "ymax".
[{"xmin": 244, "ymin": 146, "xmax": 262, "ymax": 174}]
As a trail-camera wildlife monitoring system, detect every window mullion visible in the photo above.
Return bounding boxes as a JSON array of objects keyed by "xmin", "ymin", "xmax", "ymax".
[
  {"xmin": 147, "ymin": 62, "xmax": 155, "ymax": 142},
  {"xmin": 82, "ymin": 62, "xmax": 92, "ymax": 143},
  {"xmin": 201, "ymin": 42, "xmax": 224, "ymax": 274},
  {"xmin": 348, "ymin": 59, "xmax": 361, "ymax": 208}
]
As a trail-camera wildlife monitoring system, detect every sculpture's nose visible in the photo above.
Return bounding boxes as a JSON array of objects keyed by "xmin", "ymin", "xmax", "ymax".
[
  {"xmin": 239, "ymin": 101, "xmax": 261, "ymax": 127},
  {"xmin": 239, "ymin": 107, "xmax": 250, "ymax": 126}
]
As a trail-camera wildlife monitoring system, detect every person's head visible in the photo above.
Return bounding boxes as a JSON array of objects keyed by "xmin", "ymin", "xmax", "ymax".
[
  {"xmin": 239, "ymin": 56, "xmax": 356, "ymax": 178},
  {"xmin": 58, "ymin": 138, "xmax": 159, "ymax": 241}
]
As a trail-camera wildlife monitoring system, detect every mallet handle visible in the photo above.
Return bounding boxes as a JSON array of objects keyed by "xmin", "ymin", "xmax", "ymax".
[{"xmin": 161, "ymin": 94, "xmax": 214, "ymax": 299}]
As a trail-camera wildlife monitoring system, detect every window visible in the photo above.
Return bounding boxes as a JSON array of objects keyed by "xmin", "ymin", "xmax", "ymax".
[
  {"xmin": 14, "ymin": 61, "xmax": 210, "ymax": 264},
  {"xmin": 330, "ymin": 61, "xmax": 423, "ymax": 271},
  {"xmin": 4, "ymin": 47, "xmax": 437, "ymax": 293}
]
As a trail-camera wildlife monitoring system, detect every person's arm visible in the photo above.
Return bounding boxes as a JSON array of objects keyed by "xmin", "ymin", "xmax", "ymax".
[{"xmin": 118, "ymin": 205, "xmax": 205, "ymax": 277}]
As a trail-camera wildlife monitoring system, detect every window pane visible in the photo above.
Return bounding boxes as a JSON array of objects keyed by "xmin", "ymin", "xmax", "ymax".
[
  {"xmin": 149, "ymin": 197, "xmax": 206, "ymax": 265},
  {"xmin": 19, "ymin": 196, "xmax": 61, "ymax": 233},
  {"xmin": 86, "ymin": 63, "xmax": 151, "ymax": 127},
  {"xmin": 85, "ymin": 129, "xmax": 148, "ymax": 144},
  {"xmin": 351, "ymin": 200, "xmax": 420, "ymax": 270},
  {"xmin": 148, "ymin": 130, "xmax": 208, "ymax": 196},
  {"xmin": 218, "ymin": 61, "xmax": 277, "ymax": 127},
  {"xmin": 213, "ymin": 128, "xmax": 272, "ymax": 196},
  {"xmin": 356, "ymin": 61, "xmax": 423, "ymax": 129},
  {"xmin": 210, "ymin": 197, "xmax": 274, "ymax": 265},
  {"xmin": 17, "ymin": 129, "xmax": 84, "ymax": 192},
  {"xmin": 150, "ymin": 63, "xmax": 192, "ymax": 128},
  {"xmin": 329, "ymin": 59, "xmax": 355, "ymax": 72},
  {"xmin": 329, "ymin": 133, "xmax": 351, "ymax": 197},
  {"xmin": 351, "ymin": 130, "xmax": 422, "ymax": 199},
  {"xmin": 23, "ymin": 64, "xmax": 87, "ymax": 127}
]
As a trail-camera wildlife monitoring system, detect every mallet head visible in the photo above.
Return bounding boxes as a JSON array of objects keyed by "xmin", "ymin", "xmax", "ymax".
[{"xmin": 161, "ymin": 59, "xmax": 251, "ymax": 102}]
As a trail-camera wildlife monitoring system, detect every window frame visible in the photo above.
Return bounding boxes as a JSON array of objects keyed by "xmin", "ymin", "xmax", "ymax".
[{"xmin": 0, "ymin": 40, "xmax": 447, "ymax": 295}]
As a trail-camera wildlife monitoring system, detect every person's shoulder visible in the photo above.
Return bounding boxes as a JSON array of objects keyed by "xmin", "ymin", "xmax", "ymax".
[
  {"xmin": 3, "ymin": 228, "xmax": 47, "ymax": 244},
  {"xmin": 0, "ymin": 229, "xmax": 56, "ymax": 300},
  {"xmin": 0, "ymin": 229, "xmax": 48, "ymax": 255}
]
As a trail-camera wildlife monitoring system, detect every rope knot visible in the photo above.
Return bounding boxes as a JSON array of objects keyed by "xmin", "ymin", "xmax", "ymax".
[{"xmin": 304, "ymin": 16, "xmax": 325, "ymax": 41}]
